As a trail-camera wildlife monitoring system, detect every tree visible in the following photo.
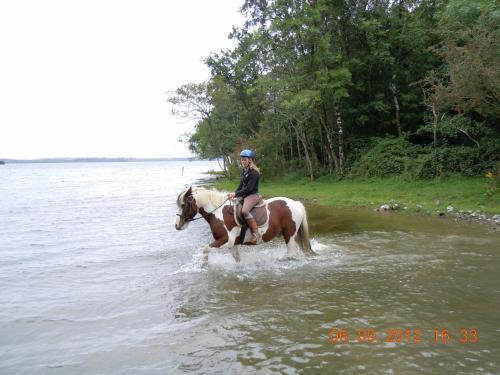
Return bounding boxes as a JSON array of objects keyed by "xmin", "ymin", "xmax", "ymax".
[
  {"xmin": 421, "ymin": 0, "xmax": 499, "ymax": 146},
  {"xmin": 168, "ymin": 0, "xmax": 498, "ymax": 179},
  {"xmin": 167, "ymin": 81, "xmax": 240, "ymax": 177}
]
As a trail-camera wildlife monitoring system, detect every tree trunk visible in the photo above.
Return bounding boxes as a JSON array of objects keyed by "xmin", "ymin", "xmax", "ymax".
[
  {"xmin": 299, "ymin": 128, "xmax": 315, "ymax": 181},
  {"xmin": 335, "ymin": 107, "xmax": 345, "ymax": 175},
  {"xmin": 219, "ymin": 154, "xmax": 231, "ymax": 179},
  {"xmin": 323, "ymin": 122, "xmax": 339, "ymax": 174},
  {"xmin": 296, "ymin": 129, "xmax": 302, "ymax": 163},
  {"xmin": 321, "ymin": 106, "xmax": 339, "ymax": 174},
  {"xmin": 431, "ymin": 100, "xmax": 438, "ymax": 148},
  {"xmin": 391, "ymin": 83, "xmax": 402, "ymax": 137},
  {"xmin": 317, "ymin": 119, "xmax": 326, "ymax": 170},
  {"xmin": 457, "ymin": 127, "xmax": 480, "ymax": 147},
  {"xmin": 225, "ymin": 155, "xmax": 231, "ymax": 180}
]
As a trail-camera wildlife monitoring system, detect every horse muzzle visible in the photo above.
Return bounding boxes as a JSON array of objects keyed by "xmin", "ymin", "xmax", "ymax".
[{"xmin": 175, "ymin": 222, "xmax": 188, "ymax": 230}]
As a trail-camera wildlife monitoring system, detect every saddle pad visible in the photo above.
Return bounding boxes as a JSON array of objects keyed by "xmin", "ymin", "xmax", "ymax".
[{"xmin": 230, "ymin": 199, "xmax": 268, "ymax": 227}]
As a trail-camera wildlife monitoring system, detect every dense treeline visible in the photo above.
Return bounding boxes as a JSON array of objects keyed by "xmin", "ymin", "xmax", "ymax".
[{"xmin": 169, "ymin": 0, "xmax": 499, "ymax": 180}]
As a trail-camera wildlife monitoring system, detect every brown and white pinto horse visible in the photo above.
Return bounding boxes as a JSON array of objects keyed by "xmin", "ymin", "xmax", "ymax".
[{"xmin": 175, "ymin": 186, "xmax": 316, "ymax": 262}]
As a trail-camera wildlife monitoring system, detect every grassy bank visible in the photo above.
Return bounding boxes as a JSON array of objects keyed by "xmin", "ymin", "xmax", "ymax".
[{"xmin": 213, "ymin": 175, "xmax": 499, "ymax": 215}]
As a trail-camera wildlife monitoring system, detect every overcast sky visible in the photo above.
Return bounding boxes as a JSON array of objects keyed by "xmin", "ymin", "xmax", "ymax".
[{"xmin": 0, "ymin": 0, "xmax": 244, "ymax": 159}]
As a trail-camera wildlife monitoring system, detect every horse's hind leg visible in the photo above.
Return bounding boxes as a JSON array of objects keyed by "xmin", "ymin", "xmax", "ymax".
[
  {"xmin": 283, "ymin": 225, "xmax": 298, "ymax": 258},
  {"xmin": 285, "ymin": 236, "xmax": 298, "ymax": 258}
]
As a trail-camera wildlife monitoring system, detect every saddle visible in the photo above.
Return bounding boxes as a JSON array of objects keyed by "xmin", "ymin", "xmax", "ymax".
[{"xmin": 229, "ymin": 197, "xmax": 268, "ymax": 227}]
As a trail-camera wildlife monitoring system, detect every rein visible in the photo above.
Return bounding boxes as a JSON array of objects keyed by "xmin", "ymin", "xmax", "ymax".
[{"xmin": 178, "ymin": 197, "xmax": 230, "ymax": 223}]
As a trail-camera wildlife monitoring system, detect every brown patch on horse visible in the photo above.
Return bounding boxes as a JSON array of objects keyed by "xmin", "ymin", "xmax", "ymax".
[
  {"xmin": 199, "ymin": 208, "xmax": 228, "ymax": 248},
  {"xmin": 262, "ymin": 200, "xmax": 296, "ymax": 243}
]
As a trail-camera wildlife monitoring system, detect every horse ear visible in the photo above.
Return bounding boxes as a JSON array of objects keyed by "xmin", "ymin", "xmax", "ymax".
[{"xmin": 186, "ymin": 186, "xmax": 192, "ymax": 196}]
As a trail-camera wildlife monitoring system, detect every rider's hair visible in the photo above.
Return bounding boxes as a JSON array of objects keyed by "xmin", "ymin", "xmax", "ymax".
[{"xmin": 249, "ymin": 160, "xmax": 261, "ymax": 175}]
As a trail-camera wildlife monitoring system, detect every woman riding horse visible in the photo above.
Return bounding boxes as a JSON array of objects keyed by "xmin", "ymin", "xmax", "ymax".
[
  {"xmin": 175, "ymin": 185, "xmax": 315, "ymax": 262},
  {"xmin": 227, "ymin": 149, "xmax": 262, "ymax": 245}
]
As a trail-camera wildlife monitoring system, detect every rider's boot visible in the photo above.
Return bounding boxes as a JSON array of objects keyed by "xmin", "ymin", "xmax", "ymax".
[{"xmin": 245, "ymin": 217, "xmax": 261, "ymax": 245}]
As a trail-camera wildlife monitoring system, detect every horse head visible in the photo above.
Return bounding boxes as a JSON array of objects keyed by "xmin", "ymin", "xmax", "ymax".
[{"xmin": 175, "ymin": 186, "xmax": 199, "ymax": 230}]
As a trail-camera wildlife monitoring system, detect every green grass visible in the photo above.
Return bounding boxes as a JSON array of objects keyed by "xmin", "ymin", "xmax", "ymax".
[{"xmin": 213, "ymin": 175, "xmax": 500, "ymax": 215}]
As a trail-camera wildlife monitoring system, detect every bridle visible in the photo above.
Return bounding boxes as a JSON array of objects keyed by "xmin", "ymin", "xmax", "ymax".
[{"xmin": 177, "ymin": 194, "xmax": 230, "ymax": 223}]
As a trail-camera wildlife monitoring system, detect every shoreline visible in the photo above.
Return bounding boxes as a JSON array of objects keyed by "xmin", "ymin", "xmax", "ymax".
[
  {"xmin": 0, "ymin": 157, "xmax": 197, "ymax": 164},
  {"xmin": 210, "ymin": 175, "xmax": 500, "ymax": 228},
  {"xmin": 370, "ymin": 200, "xmax": 500, "ymax": 228}
]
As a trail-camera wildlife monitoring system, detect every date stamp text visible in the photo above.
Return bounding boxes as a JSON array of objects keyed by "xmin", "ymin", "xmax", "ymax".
[{"xmin": 327, "ymin": 327, "xmax": 478, "ymax": 345}]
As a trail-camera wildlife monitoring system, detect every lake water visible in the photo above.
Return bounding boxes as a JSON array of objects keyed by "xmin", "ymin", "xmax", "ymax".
[{"xmin": 0, "ymin": 161, "xmax": 499, "ymax": 374}]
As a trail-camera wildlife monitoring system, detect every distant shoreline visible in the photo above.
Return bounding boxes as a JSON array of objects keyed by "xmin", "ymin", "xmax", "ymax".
[{"xmin": 0, "ymin": 157, "xmax": 202, "ymax": 164}]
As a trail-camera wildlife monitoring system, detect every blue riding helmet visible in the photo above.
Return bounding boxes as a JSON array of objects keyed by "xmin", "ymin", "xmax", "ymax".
[{"xmin": 240, "ymin": 149, "xmax": 256, "ymax": 158}]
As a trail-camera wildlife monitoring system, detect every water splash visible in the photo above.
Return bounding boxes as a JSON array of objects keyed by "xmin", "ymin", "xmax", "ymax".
[{"xmin": 170, "ymin": 237, "xmax": 344, "ymax": 277}]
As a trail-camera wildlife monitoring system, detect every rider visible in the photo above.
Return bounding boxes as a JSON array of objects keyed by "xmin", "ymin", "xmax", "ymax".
[{"xmin": 227, "ymin": 149, "xmax": 262, "ymax": 245}]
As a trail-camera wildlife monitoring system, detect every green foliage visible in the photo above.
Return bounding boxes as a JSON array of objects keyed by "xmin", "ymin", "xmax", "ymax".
[
  {"xmin": 169, "ymin": 0, "xmax": 499, "ymax": 181},
  {"xmin": 349, "ymin": 138, "xmax": 421, "ymax": 178},
  {"xmin": 405, "ymin": 142, "xmax": 500, "ymax": 179},
  {"xmin": 416, "ymin": 116, "xmax": 485, "ymax": 145},
  {"xmin": 346, "ymin": 134, "xmax": 499, "ymax": 179},
  {"xmin": 440, "ymin": 0, "xmax": 499, "ymax": 28},
  {"xmin": 408, "ymin": 147, "xmax": 478, "ymax": 178}
]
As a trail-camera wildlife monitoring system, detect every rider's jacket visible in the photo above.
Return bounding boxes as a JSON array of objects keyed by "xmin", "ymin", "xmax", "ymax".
[{"xmin": 235, "ymin": 168, "xmax": 260, "ymax": 198}]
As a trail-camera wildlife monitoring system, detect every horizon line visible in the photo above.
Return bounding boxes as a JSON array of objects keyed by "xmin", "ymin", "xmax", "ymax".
[{"xmin": 0, "ymin": 156, "xmax": 207, "ymax": 163}]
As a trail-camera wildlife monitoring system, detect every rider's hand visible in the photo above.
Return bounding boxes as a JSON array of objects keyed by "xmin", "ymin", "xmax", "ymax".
[{"xmin": 228, "ymin": 192, "xmax": 236, "ymax": 199}]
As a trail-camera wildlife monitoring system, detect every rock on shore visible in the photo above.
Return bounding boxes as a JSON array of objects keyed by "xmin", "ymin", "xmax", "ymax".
[{"xmin": 374, "ymin": 202, "xmax": 499, "ymax": 227}]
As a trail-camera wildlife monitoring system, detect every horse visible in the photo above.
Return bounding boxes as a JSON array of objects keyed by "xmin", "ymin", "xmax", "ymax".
[{"xmin": 175, "ymin": 186, "xmax": 316, "ymax": 262}]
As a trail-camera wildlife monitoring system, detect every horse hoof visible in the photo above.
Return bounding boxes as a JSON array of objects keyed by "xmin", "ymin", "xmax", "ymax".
[{"xmin": 231, "ymin": 250, "xmax": 241, "ymax": 262}]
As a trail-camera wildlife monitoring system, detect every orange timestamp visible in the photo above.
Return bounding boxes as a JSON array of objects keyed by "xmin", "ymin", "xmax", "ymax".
[{"xmin": 327, "ymin": 327, "xmax": 478, "ymax": 345}]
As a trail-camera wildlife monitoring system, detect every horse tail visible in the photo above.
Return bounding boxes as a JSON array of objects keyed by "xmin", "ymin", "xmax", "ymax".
[{"xmin": 296, "ymin": 202, "xmax": 316, "ymax": 256}]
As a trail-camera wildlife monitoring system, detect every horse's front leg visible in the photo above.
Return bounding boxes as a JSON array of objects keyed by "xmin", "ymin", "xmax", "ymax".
[
  {"xmin": 226, "ymin": 228, "xmax": 240, "ymax": 262},
  {"xmin": 201, "ymin": 237, "xmax": 228, "ymax": 264},
  {"xmin": 201, "ymin": 245, "xmax": 214, "ymax": 264}
]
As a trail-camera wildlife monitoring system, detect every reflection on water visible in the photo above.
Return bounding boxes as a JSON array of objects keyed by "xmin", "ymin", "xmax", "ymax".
[{"xmin": 0, "ymin": 162, "xmax": 499, "ymax": 374}]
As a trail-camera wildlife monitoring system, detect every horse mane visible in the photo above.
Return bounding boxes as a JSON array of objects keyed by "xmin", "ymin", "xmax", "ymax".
[{"xmin": 191, "ymin": 187, "xmax": 228, "ymax": 209}]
